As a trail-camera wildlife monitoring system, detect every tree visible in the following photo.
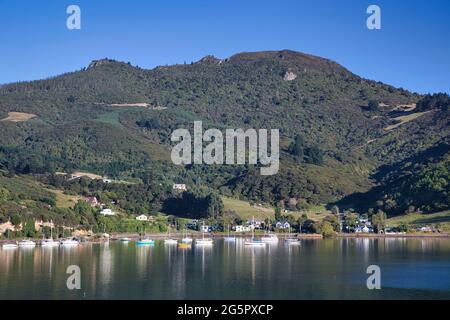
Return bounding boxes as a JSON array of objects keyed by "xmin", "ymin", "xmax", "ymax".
[
  {"xmin": 0, "ymin": 188, "xmax": 10, "ymax": 203},
  {"xmin": 305, "ymin": 146, "xmax": 324, "ymax": 165},
  {"xmin": 331, "ymin": 205, "xmax": 340, "ymax": 215},
  {"xmin": 371, "ymin": 210, "xmax": 387, "ymax": 233},
  {"xmin": 316, "ymin": 221, "xmax": 335, "ymax": 238},
  {"xmin": 274, "ymin": 206, "xmax": 282, "ymax": 221},
  {"xmin": 289, "ymin": 135, "xmax": 305, "ymax": 158},
  {"xmin": 368, "ymin": 100, "xmax": 379, "ymax": 111},
  {"xmin": 345, "ymin": 212, "xmax": 358, "ymax": 229}
]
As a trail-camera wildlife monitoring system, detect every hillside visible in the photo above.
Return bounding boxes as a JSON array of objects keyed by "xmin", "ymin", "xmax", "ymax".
[{"xmin": 0, "ymin": 50, "xmax": 448, "ymax": 223}]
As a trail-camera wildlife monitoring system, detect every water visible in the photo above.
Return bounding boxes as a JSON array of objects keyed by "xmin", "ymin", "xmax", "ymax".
[{"xmin": 1, "ymin": 238, "xmax": 450, "ymax": 300}]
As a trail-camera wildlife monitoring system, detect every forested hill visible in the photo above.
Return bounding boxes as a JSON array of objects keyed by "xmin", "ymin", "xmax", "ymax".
[{"xmin": 0, "ymin": 50, "xmax": 448, "ymax": 216}]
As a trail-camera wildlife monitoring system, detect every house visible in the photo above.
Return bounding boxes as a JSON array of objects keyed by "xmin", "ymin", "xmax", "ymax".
[
  {"xmin": 173, "ymin": 184, "xmax": 187, "ymax": 192},
  {"xmin": 247, "ymin": 219, "xmax": 262, "ymax": 229},
  {"xmin": 234, "ymin": 225, "xmax": 252, "ymax": 232},
  {"xmin": 420, "ymin": 226, "xmax": 433, "ymax": 233},
  {"xmin": 85, "ymin": 196, "xmax": 99, "ymax": 207},
  {"xmin": 275, "ymin": 221, "xmax": 291, "ymax": 229},
  {"xmin": 200, "ymin": 225, "xmax": 211, "ymax": 233},
  {"xmin": 135, "ymin": 215, "xmax": 148, "ymax": 221},
  {"xmin": 100, "ymin": 208, "xmax": 115, "ymax": 216}
]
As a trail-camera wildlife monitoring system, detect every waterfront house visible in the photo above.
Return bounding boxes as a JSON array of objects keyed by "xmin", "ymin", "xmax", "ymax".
[
  {"xmin": 200, "ymin": 225, "xmax": 211, "ymax": 233},
  {"xmin": 275, "ymin": 221, "xmax": 291, "ymax": 229},
  {"xmin": 135, "ymin": 214, "xmax": 148, "ymax": 221},
  {"xmin": 100, "ymin": 208, "xmax": 116, "ymax": 216},
  {"xmin": 233, "ymin": 225, "xmax": 252, "ymax": 232}
]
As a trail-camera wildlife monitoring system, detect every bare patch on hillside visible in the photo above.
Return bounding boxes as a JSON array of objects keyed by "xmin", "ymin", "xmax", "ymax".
[
  {"xmin": 384, "ymin": 110, "xmax": 433, "ymax": 131},
  {"xmin": 107, "ymin": 103, "xmax": 167, "ymax": 110},
  {"xmin": 1, "ymin": 112, "xmax": 37, "ymax": 122}
]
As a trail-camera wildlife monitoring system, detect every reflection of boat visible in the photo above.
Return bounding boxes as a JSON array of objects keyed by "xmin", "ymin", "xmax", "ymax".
[
  {"xmin": 18, "ymin": 240, "xmax": 36, "ymax": 247},
  {"xmin": 2, "ymin": 243, "xmax": 18, "ymax": 249},
  {"xmin": 182, "ymin": 237, "xmax": 193, "ymax": 243},
  {"xmin": 178, "ymin": 243, "xmax": 192, "ymax": 249},
  {"xmin": 136, "ymin": 239, "xmax": 155, "ymax": 245},
  {"xmin": 224, "ymin": 224, "xmax": 236, "ymax": 242},
  {"xmin": 60, "ymin": 238, "xmax": 79, "ymax": 246}
]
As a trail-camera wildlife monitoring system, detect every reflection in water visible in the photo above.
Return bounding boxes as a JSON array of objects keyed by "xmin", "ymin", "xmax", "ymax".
[{"xmin": 1, "ymin": 238, "xmax": 450, "ymax": 299}]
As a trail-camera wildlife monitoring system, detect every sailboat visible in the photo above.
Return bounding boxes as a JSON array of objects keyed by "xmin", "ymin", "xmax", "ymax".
[
  {"xmin": 284, "ymin": 226, "xmax": 300, "ymax": 245},
  {"xmin": 136, "ymin": 225, "xmax": 154, "ymax": 245},
  {"xmin": 164, "ymin": 222, "xmax": 178, "ymax": 245},
  {"xmin": 2, "ymin": 229, "xmax": 18, "ymax": 249},
  {"xmin": 244, "ymin": 217, "xmax": 266, "ymax": 247},
  {"xmin": 181, "ymin": 228, "xmax": 193, "ymax": 244},
  {"xmin": 261, "ymin": 223, "xmax": 279, "ymax": 243},
  {"xmin": 18, "ymin": 239, "xmax": 36, "ymax": 247},
  {"xmin": 41, "ymin": 221, "xmax": 59, "ymax": 247},
  {"xmin": 195, "ymin": 222, "xmax": 213, "ymax": 246},
  {"xmin": 224, "ymin": 224, "xmax": 236, "ymax": 242}
]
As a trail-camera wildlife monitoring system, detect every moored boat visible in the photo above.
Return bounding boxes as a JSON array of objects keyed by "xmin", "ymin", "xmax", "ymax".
[
  {"xmin": 136, "ymin": 238, "xmax": 155, "ymax": 245},
  {"xmin": 60, "ymin": 238, "xmax": 79, "ymax": 246},
  {"xmin": 2, "ymin": 242, "xmax": 18, "ymax": 249},
  {"xmin": 261, "ymin": 234, "xmax": 279, "ymax": 243},
  {"xmin": 18, "ymin": 240, "xmax": 36, "ymax": 247},
  {"xmin": 41, "ymin": 238, "xmax": 59, "ymax": 247}
]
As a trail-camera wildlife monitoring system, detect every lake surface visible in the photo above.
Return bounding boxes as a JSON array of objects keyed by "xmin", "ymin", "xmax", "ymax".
[{"xmin": 1, "ymin": 238, "xmax": 450, "ymax": 300}]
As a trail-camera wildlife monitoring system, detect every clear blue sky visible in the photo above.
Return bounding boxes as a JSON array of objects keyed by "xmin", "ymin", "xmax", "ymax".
[{"xmin": 0, "ymin": 0, "xmax": 449, "ymax": 94}]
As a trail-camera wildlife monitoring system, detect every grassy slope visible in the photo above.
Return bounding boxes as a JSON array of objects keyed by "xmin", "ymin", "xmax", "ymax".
[
  {"xmin": 388, "ymin": 211, "xmax": 450, "ymax": 232},
  {"xmin": 222, "ymin": 197, "xmax": 274, "ymax": 221}
]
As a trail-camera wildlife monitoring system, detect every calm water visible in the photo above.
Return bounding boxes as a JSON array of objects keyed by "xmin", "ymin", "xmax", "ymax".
[{"xmin": 1, "ymin": 238, "xmax": 450, "ymax": 300}]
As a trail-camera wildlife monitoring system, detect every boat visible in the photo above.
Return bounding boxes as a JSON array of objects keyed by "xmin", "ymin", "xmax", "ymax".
[
  {"xmin": 41, "ymin": 221, "xmax": 59, "ymax": 247},
  {"xmin": 284, "ymin": 227, "xmax": 301, "ymax": 245},
  {"xmin": 2, "ymin": 230, "xmax": 18, "ymax": 249},
  {"xmin": 18, "ymin": 239, "xmax": 36, "ymax": 247},
  {"xmin": 60, "ymin": 238, "xmax": 79, "ymax": 246},
  {"xmin": 41, "ymin": 238, "xmax": 59, "ymax": 247},
  {"xmin": 119, "ymin": 237, "xmax": 131, "ymax": 242},
  {"xmin": 182, "ymin": 237, "xmax": 193, "ymax": 243},
  {"xmin": 195, "ymin": 222, "xmax": 213, "ymax": 246},
  {"xmin": 224, "ymin": 224, "xmax": 236, "ymax": 242},
  {"xmin": 244, "ymin": 216, "xmax": 266, "ymax": 247},
  {"xmin": 285, "ymin": 238, "xmax": 301, "ymax": 245},
  {"xmin": 2, "ymin": 242, "xmax": 18, "ymax": 249},
  {"xmin": 136, "ymin": 238, "xmax": 155, "ymax": 245},
  {"xmin": 164, "ymin": 224, "xmax": 178, "ymax": 245},
  {"xmin": 261, "ymin": 234, "xmax": 279, "ymax": 243}
]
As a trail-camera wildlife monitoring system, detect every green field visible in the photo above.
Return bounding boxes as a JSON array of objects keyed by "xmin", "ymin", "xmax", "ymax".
[
  {"xmin": 388, "ymin": 211, "xmax": 450, "ymax": 232},
  {"xmin": 222, "ymin": 197, "xmax": 274, "ymax": 221}
]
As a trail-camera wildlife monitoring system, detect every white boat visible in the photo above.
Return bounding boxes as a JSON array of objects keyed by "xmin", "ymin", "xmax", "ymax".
[
  {"xmin": 224, "ymin": 224, "xmax": 236, "ymax": 242},
  {"xmin": 182, "ymin": 237, "xmax": 193, "ymax": 243},
  {"xmin": 261, "ymin": 234, "xmax": 279, "ymax": 243},
  {"xmin": 41, "ymin": 238, "xmax": 59, "ymax": 247},
  {"xmin": 164, "ymin": 239, "xmax": 178, "ymax": 245},
  {"xmin": 285, "ymin": 238, "xmax": 301, "ymax": 245},
  {"xmin": 196, "ymin": 221, "xmax": 213, "ymax": 245},
  {"xmin": 60, "ymin": 238, "xmax": 79, "ymax": 246},
  {"xmin": 119, "ymin": 237, "xmax": 131, "ymax": 242},
  {"xmin": 18, "ymin": 240, "xmax": 36, "ymax": 247},
  {"xmin": 244, "ymin": 216, "xmax": 266, "ymax": 247},
  {"xmin": 2, "ymin": 243, "xmax": 18, "ymax": 249}
]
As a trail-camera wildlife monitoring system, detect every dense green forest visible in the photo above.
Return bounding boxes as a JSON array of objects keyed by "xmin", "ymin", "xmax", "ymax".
[{"xmin": 0, "ymin": 50, "xmax": 449, "ymax": 232}]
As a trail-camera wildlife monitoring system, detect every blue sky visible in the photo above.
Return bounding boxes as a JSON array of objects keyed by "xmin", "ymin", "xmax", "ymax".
[{"xmin": 0, "ymin": 0, "xmax": 449, "ymax": 94}]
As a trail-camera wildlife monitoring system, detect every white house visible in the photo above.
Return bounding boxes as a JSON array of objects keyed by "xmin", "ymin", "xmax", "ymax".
[
  {"xmin": 275, "ymin": 221, "xmax": 291, "ymax": 229},
  {"xmin": 234, "ymin": 225, "xmax": 252, "ymax": 232},
  {"xmin": 135, "ymin": 215, "xmax": 148, "ymax": 221},
  {"xmin": 173, "ymin": 184, "xmax": 187, "ymax": 192},
  {"xmin": 100, "ymin": 208, "xmax": 116, "ymax": 216},
  {"xmin": 200, "ymin": 225, "xmax": 211, "ymax": 233}
]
